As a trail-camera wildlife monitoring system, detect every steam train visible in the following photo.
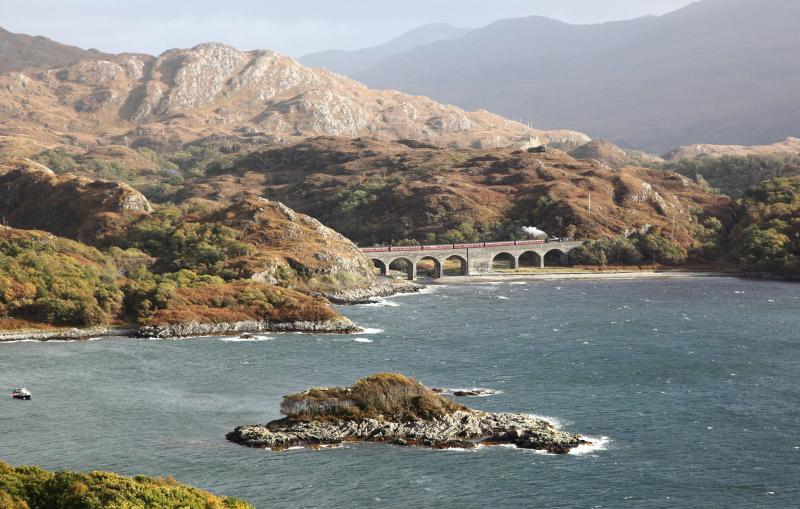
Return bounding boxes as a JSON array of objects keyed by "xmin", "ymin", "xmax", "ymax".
[{"xmin": 361, "ymin": 239, "xmax": 553, "ymax": 253}]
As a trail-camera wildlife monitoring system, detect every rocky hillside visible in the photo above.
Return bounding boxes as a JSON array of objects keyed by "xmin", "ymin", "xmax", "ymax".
[
  {"xmin": 0, "ymin": 26, "xmax": 107, "ymax": 74},
  {"xmin": 569, "ymin": 140, "xmax": 664, "ymax": 169},
  {"xmin": 0, "ymin": 158, "xmax": 390, "ymax": 334},
  {"xmin": 0, "ymin": 42, "xmax": 587, "ymax": 153},
  {"xmin": 174, "ymin": 136, "xmax": 726, "ymax": 250},
  {"xmin": 664, "ymin": 137, "xmax": 800, "ymax": 161},
  {"xmin": 0, "ymin": 158, "xmax": 151, "ymax": 243}
]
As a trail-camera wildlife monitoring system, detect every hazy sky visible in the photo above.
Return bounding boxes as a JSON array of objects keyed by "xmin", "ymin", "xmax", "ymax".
[{"xmin": 0, "ymin": 0, "xmax": 698, "ymax": 57}]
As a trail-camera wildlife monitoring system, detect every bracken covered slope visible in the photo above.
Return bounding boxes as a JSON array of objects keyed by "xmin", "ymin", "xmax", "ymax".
[
  {"xmin": 0, "ymin": 158, "xmax": 151, "ymax": 243},
  {"xmin": 175, "ymin": 136, "xmax": 726, "ymax": 248},
  {"xmin": 0, "ymin": 43, "xmax": 588, "ymax": 153}
]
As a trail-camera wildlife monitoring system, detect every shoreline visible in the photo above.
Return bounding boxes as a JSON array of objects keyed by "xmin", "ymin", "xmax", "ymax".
[{"xmin": 422, "ymin": 269, "xmax": 739, "ymax": 284}]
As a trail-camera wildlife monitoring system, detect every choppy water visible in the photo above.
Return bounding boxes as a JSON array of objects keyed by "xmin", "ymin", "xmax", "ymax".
[{"xmin": 1, "ymin": 277, "xmax": 799, "ymax": 508}]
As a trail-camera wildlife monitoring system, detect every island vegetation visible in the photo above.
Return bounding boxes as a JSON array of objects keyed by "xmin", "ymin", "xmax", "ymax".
[{"xmin": 0, "ymin": 461, "xmax": 252, "ymax": 509}]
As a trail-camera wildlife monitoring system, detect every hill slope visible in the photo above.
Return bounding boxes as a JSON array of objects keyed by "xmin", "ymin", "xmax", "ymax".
[
  {"xmin": 0, "ymin": 26, "xmax": 107, "ymax": 73},
  {"xmin": 172, "ymin": 136, "xmax": 726, "ymax": 252},
  {"xmin": 354, "ymin": 0, "xmax": 800, "ymax": 152}
]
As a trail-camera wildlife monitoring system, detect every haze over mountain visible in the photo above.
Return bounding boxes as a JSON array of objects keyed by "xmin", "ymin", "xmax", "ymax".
[
  {"xmin": 352, "ymin": 0, "xmax": 800, "ymax": 153},
  {"xmin": 300, "ymin": 23, "xmax": 472, "ymax": 77},
  {"xmin": 0, "ymin": 26, "xmax": 107, "ymax": 74}
]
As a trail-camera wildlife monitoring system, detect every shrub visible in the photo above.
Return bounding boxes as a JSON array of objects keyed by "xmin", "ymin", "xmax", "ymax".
[{"xmin": 0, "ymin": 461, "xmax": 253, "ymax": 509}]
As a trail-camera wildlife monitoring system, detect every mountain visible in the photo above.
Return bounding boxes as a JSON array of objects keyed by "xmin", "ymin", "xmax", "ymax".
[
  {"xmin": 300, "ymin": 23, "xmax": 472, "ymax": 76},
  {"xmin": 0, "ymin": 42, "xmax": 587, "ymax": 153},
  {"xmin": 354, "ymin": 0, "xmax": 800, "ymax": 153},
  {"xmin": 0, "ymin": 26, "xmax": 107, "ymax": 73}
]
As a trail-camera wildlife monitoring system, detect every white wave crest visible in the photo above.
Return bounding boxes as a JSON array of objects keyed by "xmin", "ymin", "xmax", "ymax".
[
  {"xmin": 218, "ymin": 335, "xmax": 274, "ymax": 342},
  {"xmin": 358, "ymin": 327, "xmax": 384, "ymax": 335},
  {"xmin": 359, "ymin": 298, "xmax": 400, "ymax": 308},
  {"xmin": 352, "ymin": 337, "xmax": 373, "ymax": 343},
  {"xmin": 570, "ymin": 435, "xmax": 611, "ymax": 455}
]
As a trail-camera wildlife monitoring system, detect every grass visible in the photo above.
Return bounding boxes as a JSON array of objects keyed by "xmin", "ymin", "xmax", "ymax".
[
  {"xmin": 281, "ymin": 373, "xmax": 467, "ymax": 422},
  {"xmin": 0, "ymin": 461, "xmax": 253, "ymax": 509}
]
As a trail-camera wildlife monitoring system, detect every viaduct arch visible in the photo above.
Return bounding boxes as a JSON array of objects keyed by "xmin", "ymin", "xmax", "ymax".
[{"xmin": 364, "ymin": 240, "xmax": 586, "ymax": 280}]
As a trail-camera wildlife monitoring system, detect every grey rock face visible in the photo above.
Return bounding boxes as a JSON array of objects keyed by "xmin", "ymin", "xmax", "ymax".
[{"xmin": 228, "ymin": 410, "xmax": 588, "ymax": 454}]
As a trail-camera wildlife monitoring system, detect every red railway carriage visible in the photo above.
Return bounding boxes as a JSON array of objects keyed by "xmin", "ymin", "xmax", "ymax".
[{"xmin": 420, "ymin": 244, "xmax": 455, "ymax": 251}]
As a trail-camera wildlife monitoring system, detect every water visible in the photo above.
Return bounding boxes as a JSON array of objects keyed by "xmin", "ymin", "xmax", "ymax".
[{"xmin": 1, "ymin": 277, "xmax": 799, "ymax": 508}]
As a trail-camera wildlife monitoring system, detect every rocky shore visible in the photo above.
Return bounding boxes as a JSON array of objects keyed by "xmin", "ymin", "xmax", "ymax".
[
  {"xmin": 227, "ymin": 373, "xmax": 590, "ymax": 454},
  {"xmin": 228, "ymin": 410, "xmax": 588, "ymax": 453},
  {"xmin": 136, "ymin": 318, "xmax": 358, "ymax": 338},
  {"xmin": 1, "ymin": 318, "xmax": 359, "ymax": 342},
  {"xmin": 0, "ymin": 326, "xmax": 136, "ymax": 342},
  {"xmin": 321, "ymin": 278, "xmax": 424, "ymax": 304}
]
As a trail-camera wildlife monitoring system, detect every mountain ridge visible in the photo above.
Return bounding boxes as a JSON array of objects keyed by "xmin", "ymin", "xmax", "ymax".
[{"xmin": 352, "ymin": 0, "xmax": 800, "ymax": 152}]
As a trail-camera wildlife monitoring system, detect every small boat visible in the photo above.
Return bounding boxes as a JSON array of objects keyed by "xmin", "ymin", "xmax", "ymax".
[{"xmin": 11, "ymin": 388, "xmax": 31, "ymax": 400}]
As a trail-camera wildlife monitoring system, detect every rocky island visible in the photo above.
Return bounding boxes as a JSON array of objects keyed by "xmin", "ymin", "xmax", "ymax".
[{"xmin": 227, "ymin": 373, "xmax": 589, "ymax": 454}]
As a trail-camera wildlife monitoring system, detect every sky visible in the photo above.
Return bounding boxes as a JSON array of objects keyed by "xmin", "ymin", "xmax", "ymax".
[{"xmin": 0, "ymin": 0, "xmax": 698, "ymax": 57}]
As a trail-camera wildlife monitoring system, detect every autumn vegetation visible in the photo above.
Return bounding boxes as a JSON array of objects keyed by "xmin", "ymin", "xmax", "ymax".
[{"xmin": 282, "ymin": 373, "xmax": 467, "ymax": 422}]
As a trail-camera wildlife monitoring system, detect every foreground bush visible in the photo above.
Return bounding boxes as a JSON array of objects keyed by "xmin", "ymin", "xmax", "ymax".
[{"xmin": 0, "ymin": 461, "xmax": 252, "ymax": 509}]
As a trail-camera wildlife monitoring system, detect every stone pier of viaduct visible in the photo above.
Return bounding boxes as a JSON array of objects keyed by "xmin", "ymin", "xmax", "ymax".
[{"xmin": 362, "ymin": 240, "xmax": 587, "ymax": 280}]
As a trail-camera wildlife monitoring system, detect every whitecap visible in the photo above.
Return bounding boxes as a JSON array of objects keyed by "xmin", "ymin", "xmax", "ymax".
[
  {"xmin": 497, "ymin": 296, "xmax": 510, "ymax": 300},
  {"xmin": 570, "ymin": 436, "xmax": 611, "ymax": 455},
  {"xmin": 358, "ymin": 298, "xmax": 400, "ymax": 308},
  {"xmin": 0, "ymin": 339, "xmax": 39, "ymax": 344},
  {"xmin": 352, "ymin": 338, "xmax": 373, "ymax": 343},
  {"xmin": 218, "ymin": 335, "xmax": 274, "ymax": 342},
  {"xmin": 508, "ymin": 282, "xmax": 527, "ymax": 286},
  {"xmin": 358, "ymin": 327, "xmax": 384, "ymax": 335},
  {"xmin": 526, "ymin": 413, "xmax": 563, "ymax": 428}
]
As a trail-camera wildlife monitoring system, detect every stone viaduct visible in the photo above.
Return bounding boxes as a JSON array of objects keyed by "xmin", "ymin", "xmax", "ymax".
[{"xmin": 362, "ymin": 240, "xmax": 587, "ymax": 280}]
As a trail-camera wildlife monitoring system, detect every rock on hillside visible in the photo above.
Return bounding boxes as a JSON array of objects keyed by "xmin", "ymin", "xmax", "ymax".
[
  {"xmin": 0, "ymin": 42, "xmax": 588, "ymax": 152},
  {"xmin": 175, "ymin": 136, "xmax": 725, "ymax": 248},
  {"xmin": 0, "ymin": 158, "xmax": 151, "ymax": 243},
  {"xmin": 569, "ymin": 140, "xmax": 664, "ymax": 169},
  {"xmin": 663, "ymin": 137, "xmax": 800, "ymax": 161},
  {"xmin": 204, "ymin": 198, "xmax": 377, "ymax": 289}
]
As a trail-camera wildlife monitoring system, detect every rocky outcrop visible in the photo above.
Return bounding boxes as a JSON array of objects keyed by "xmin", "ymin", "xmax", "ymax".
[
  {"xmin": 228, "ymin": 410, "xmax": 587, "ymax": 454},
  {"xmin": 227, "ymin": 373, "xmax": 589, "ymax": 454},
  {"xmin": 0, "ymin": 158, "xmax": 151, "ymax": 243},
  {"xmin": 321, "ymin": 278, "xmax": 423, "ymax": 304},
  {"xmin": 137, "ymin": 318, "xmax": 358, "ymax": 338}
]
